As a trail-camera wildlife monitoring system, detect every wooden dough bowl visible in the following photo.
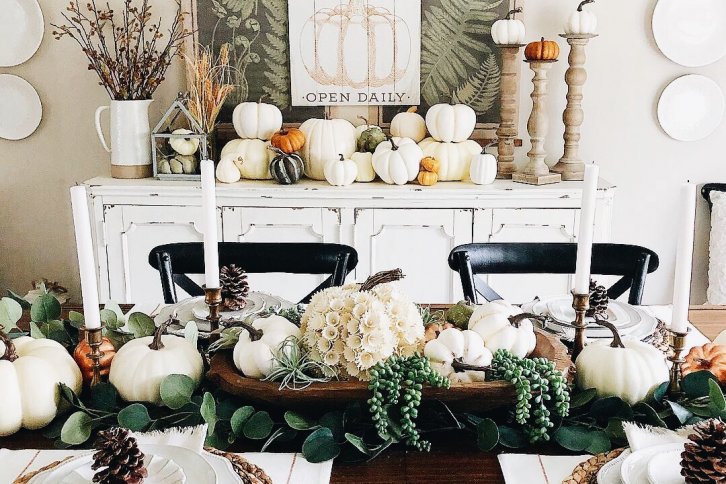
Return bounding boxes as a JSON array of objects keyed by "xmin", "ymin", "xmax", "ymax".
[{"xmin": 207, "ymin": 329, "xmax": 571, "ymax": 413}]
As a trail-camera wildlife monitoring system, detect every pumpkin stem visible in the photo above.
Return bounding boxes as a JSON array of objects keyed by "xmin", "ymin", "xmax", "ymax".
[
  {"xmin": 0, "ymin": 327, "xmax": 18, "ymax": 362},
  {"xmin": 593, "ymin": 318, "xmax": 625, "ymax": 349},
  {"xmin": 506, "ymin": 7, "xmax": 523, "ymax": 19},
  {"xmin": 357, "ymin": 115, "xmax": 370, "ymax": 126},
  {"xmin": 338, "ymin": 153, "xmax": 345, "ymax": 162},
  {"xmin": 451, "ymin": 358, "xmax": 489, "ymax": 374},
  {"xmin": 148, "ymin": 316, "xmax": 174, "ymax": 351},
  {"xmin": 577, "ymin": 0, "xmax": 594, "ymax": 12},
  {"xmin": 482, "ymin": 139, "xmax": 499, "ymax": 153},
  {"xmin": 268, "ymin": 146, "xmax": 286, "ymax": 157},
  {"xmin": 360, "ymin": 269, "xmax": 405, "ymax": 291},
  {"xmin": 388, "ymin": 136, "xmax": 399, "ymax": 151},
  {"xmin": 234, "ymin": 320, "xmax": 264, "ymax": 342},
  {"xmin": 406, "ymin": 106, "xmax": 418, "ymax": 114},
  {"xmin": 508, "ymin": 312, "xmax": 547, "ymax": 328}
]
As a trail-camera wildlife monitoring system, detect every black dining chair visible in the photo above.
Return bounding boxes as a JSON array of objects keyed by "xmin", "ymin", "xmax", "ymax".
[
  {"xmin": 448, "ymin": 243, "xmax": 659, "ymax": 305},
  {"xmin": 149, "ymin": 242, "xmax": 358, "ymax": 304}
]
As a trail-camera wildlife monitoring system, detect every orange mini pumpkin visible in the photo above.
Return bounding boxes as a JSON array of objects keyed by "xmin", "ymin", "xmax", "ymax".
[
  {"xmin": 682, "ymin": 343, "xmax": 726, "ymax": 384},
  {"xmin": 525, "ymin": 37, "xmax": 560, "ymax": 61},
  {"xmin": 73, "ymin": 334, "xmax": 116, "ymax": 385},
  {"xmin": 270, "ymin": 128, "xmax": 306, "ymax": 154},
  {"xmin": 417, "ymin": 170, "xmax": 438, "ymax": 186},
  {"xmin": 420, "ymin": 156, "xmax": 440, "ymax": 174}
]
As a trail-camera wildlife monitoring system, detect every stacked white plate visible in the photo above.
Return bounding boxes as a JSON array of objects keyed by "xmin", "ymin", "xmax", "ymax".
[
  {"xmin": 597, "ymin": 443, "xmax": 685, "ymax": 484},
  {"xmin": 524, "ymin": 296, "xmax": 658, "ymax": 341}
]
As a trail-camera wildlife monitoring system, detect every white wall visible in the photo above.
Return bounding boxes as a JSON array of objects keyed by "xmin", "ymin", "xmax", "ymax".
[{"xmin": 0, "ymin": 0, "xmax": 720, "ymax": 304}]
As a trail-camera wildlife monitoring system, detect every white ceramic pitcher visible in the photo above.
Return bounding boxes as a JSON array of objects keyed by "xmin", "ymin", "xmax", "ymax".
[{"xmin": 95, "ymin": 99, "xmax": 153, "ymax": 178}]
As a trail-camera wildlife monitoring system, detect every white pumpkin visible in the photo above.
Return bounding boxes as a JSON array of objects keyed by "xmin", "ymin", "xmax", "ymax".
[
  {"xmin": 469, "ymin": 146, "xmax": 497, "ymax": 185},
  {"xmin": 424, "ymin": 328, "xmax": 492, "ymax": 383},
  {"xmin": 351, "ymin": 152, "xmax": 375, "ymax": 182},
  {"xmin": 425, "ymin": 104, "xmax": 477, "ymax": 143},
  {"xmin": 324, "ymin": 154, "xmax": 358, "ymax": 187},
  {"xmin": 491, "ymin": 7, "xmax": 526, "ymax": 45},
  {"xmin": 109, "ymin": 324, "xmax": 204, "ymax": 405},
  {"xmin": 576, "ymin": 321, "xmax": 667, "ymax": 405},
  {"xmin": 565, "ymin": 0, "xmax": 597, "ymax": 35},
  {"xmin": 468, "ymin": 300, "xmax": 537, "ymax": 358},
  {"xmin": 0, "ymin": 335, "xmax": 83, "ymax": 436},
  {"xmin": 390, "ymin": 106, "xmax": 427, "ymax": 143},
  {"xmin": 232, "ymin": 101, "xmax": 283, "ymax": 140},
  {"xmin": 418, "ymin": 137, "xmax": 482, "ymax": 181},
  {"xmin": 169, "ymin": 129, "xmax": 200, "ymax": 156},
  {"xmin": 233, "ymin": 315, "xmax": 301, "ymax": 379},
  {"xmin": 299, "ymin": 118, "xmax": 357, "ymax": 180},
  {"xmin": 216, "ymin": 154, "xmax": 242, "ymax": 183},
  {"xmin": 220, "ymin": 138, "xmax": 273, "ymax": 180},
  {"xmin": 372, "ymin": 137, "xmax": 423, "ymax": 185}
]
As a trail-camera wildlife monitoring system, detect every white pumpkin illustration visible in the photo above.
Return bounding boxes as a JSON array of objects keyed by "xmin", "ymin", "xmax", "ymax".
[{"xmin": 300, "ymin": 0, "xmax": 411, "ymax": 88}]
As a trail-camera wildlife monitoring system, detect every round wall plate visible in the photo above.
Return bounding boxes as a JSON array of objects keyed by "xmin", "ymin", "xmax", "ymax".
[
  {"xmin": 0, "ymin": 74, "xmax": 43, "ymax": 140},
  {"xmin": 658, "ymin": 74, "xmax": 724, "ymax": 142},
  {"xmin": 0, "ymin": 0, "xmax": 44, "ymax": 66}
]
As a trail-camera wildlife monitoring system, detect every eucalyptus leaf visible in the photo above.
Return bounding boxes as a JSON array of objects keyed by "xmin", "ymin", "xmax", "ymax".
[
  {"xmin": 104, "ymin": 302, "xmax": 126, "ymax": 324},
  {"xmin": 205, "ymin": 429, "xmax": 231, "ymax": 450},
  {"xmin": 6, "ymin": 290, "xmax": 31, "ymax": 309},
  {"xmin": 320, "ymin": 410, "xmax": 345, "ymax": 443},
  {"xmin": 284, "ymin": 411, "xmax": 318, "ymax": 430},
  {"xmin": 67, "ymin": 311, "xmax": 85, "ymax": 329},
  {"xmin": 127, "ymin": 313, "xmax": 156, "ymax": 338},
  {"xmin": 0, "ymin": 297, "xmax": 23, "ymax": 330},
  {"xmin": 100, "ymin": 309, "xmax": 119, "ymax": 330},
  {"xmin": 231, "ymin": 406, "xmax": 255, "ymax": 436},
  {"xmin": 652, "ymin": 382, "xmax": 669, "ymax": 403},
  {"xmin": 682, "ymin": 370, "xmax": 719, "ymax": 399},
  {"xmin": 243, "ymin": 411, "xmax": 274, "ymax": 440},
  {"xmin": 633, "ymin": 402, "xmax": 667, "ymax": 428},
  {"xmin": 201, "ymin": 392, "xmax": 218, "ymax": 435},
  {"xmin": 42, "ymin": 418, "xmax": 66, "ymax": 440},
  {"xmin": 590, "ymin": 397, "xmax": 633, "ymax": 422},
  {"xmin": 88, "ymin": 382, "xmax": 118, "ymax": 412},
  {"xmin": 160, "ymin": 374, "xmax": 196, "ymax": 410},
  {"xmin": 302, "ymin": 427, "xmax": 341, "ymax": 463},
  {"xmin": 476, "ymin": 418, "xmax": 499, "ymax": 451},
  {"xmin": 31, "ymin": 294, "xmax": 61, "ymax": 323},
  {"xmin": 29, "ymin": 321, "xmax": 44, "ymax": 339},
  {"xmin": 586, "ymin": 430, "xmax": 611, "ymax": 454},
  {"xmin": 184, "ymin": 321, "xmax": 199, "ymax": 348},
  {"xmin": 605, "ymin": 418, "xmax": 626, "ymax": 441},
  {"xmin": 117, "ymin": 404, "xmax": 151, "ymax": 431},
  {"xmin": 708, "ymin": 379, "xmax": 726, "ymax": 413},
  {"xmin": 570, "ymin": 388, "xmax": 598, "ymax": 409},
  {"xmin": 344, "ymin": 433, "xmax": 372, "ymax": 456},
  {"xmin": 554, "ymin": 425, "xmax": 593, "ymax": 452},
  {"xmin": 498, "ymin": 425, "xmax": 527, "ymax": 449},
  {"xmin": 61, "ymin": 411, "xmax": 92, "ymax": 445}
]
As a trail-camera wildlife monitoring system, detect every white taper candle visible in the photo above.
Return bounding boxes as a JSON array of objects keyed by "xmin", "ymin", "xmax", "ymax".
[
  {"xmin": 201, "ymin": 159, "xmax": 220, "ymax": 288},
  {"xmin": 671, "ymin": 183, "xmax": 697, "ymax": 333},
  {"xmin": 70, "ymin": 186, "xmax": 101, "ymax": 329},
  {"xmin": 574, "ymin": 164, "xmax": 599, "ymax": 294}
]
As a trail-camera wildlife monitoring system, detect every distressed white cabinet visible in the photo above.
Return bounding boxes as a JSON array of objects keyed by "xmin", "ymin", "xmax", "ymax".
[{"xmin": 85, "ymin": 178, "xmax": 615, "ymax": 305}]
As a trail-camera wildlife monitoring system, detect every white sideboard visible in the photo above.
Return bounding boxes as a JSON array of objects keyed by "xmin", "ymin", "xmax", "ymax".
[{"xmin": 84, "ymin": 177, "xmax": 616, "ymax": 305}]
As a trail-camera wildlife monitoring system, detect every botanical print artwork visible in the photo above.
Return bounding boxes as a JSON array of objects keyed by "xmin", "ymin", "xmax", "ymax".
[{"xmin": 288, "ymin": 0, "xmax": 421, "ymax": 106}]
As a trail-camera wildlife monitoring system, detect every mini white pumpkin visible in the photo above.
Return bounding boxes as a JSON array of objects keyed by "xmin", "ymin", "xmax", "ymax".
[
  {"xmin": 324, "ymin": 154, "xmax": 358, "ymax": 187},
  {"xmin": 390, "ymin": 106, "xmax": 427, "ymax": 143},
  {"xmin": 0, "ymin": 334, "xmax": 83, "ymax": 436},
  {"xmin": 232, "ymin": 100, "xmax": 283, "ymax": 140},
  {"xmin": 176, "ymin": 155, "xmax": 198, "ymax": 174},
  {"xmin": 425, "ymin": 103, "xmax": 477, "ymax": 143},
  {"xmin": 109, "ymin": 322, "xmax": 204, "ymax": 405},
  {"xmin": 491, "ymin": 7, "xmax": 526, "ymax": 45},
  {"xmin": 220, "ymin": 138, "xmax": 273, "ymax": 180},
  {"xmin": 170, "ymin": 157, "xmax": 184, "ymax": 174},
  {"xmin": 576, "ymin": 320, "xmax": 668, "ymax": 405},
  {"xmin": 372, "ymin": 137, "xmax": 423, "ymax": 185},
  {"xmin": 565, "ymin": 0, "xmax": 597, "ymax": 35},
  {"xmin": 424, "ymin": 328, "xmax": 492, "ymax": 383},
  {"xmin": 216, "ymin": 154, "xmax": 242, "ymax": 183},
  {"xmin": 351, "ymin": 152, "xmax": 375, "ymax": 182},
  {"xmin": 233, "ymin": 315, "xmax": 301, "ymax": 379},
  {"xmin": 169, "ymin": 129, "xmax": 200, "ymax": 156},
  {"xmin": 469, "ymin": 143, "xmax": 498, "ymax": 185},
  {"xmin": 468, "ymin": 300, "xmax": 537, "ymax": 358},
  {"xmin": 299, "ymin": 118, "xmax": 357, "ymax": 180},
  {"xmin": 418, "ymin": 137, "xmax": 482, "ymax": 181}
]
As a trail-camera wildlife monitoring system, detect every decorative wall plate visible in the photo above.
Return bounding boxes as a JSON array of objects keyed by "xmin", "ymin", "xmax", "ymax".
[
  {"xmin": 0, "ymin": 74, "xmax": 42, "ymax": 140},
  {"xmin": 658, "ymin": 75, "xmax": 724, "ymax": 141},
  {"xmin": 653, "ymin": 0, "xmax": 726, "ymax": 67},
  {"xmin": 0, "ymin": 0, "xmax": 44, "ymax": 66}
]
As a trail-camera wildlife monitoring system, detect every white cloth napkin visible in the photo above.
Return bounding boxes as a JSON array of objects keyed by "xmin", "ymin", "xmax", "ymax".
[{"xmin": 498, "ymin": 453, "xmax": 591, "ymax": 483}]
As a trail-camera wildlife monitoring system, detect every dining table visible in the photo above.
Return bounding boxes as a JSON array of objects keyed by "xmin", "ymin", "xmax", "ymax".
[{"xmin": 1, "ymin": 305, "xmax": 722, "ymax": 484}]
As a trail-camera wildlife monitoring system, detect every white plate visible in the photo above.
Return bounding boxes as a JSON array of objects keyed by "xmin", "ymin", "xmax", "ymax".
[
  {"xmin": 59, "ymin": 454, "xmax": 184, "ymax": 484},
  {"xmin": 653, "ymin": 0, "xmax": 726, "ymax": 67},
  {"xmin": 546, "ymin": 297, "xmax": 637, "ymax": 328},
  {"xmin": 621, "ymin": 443, "xmax": 684, "ymax": 484},
  {"xmin": 646, "ymin": 450, "xmax": 685, "ymax": 484},
  {"xmin": 598, "ymin": 449, "xmax": 631, "ymax": 484},
  {"xmin": 0, "ymin": 0, "xmax": 44, "ymax": 66},
  {"xmin": 658, "ymin": 75, "xmax": 724, "ymax": 142},
  {"xmin": 0, "ymin": 74, "xmax": 42, "ymax": 140}
]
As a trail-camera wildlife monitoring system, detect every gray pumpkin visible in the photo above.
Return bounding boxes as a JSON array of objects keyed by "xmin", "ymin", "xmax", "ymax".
[{"xmin": 269, "ymin": 147, "xmax": 304, "ymax": 185}]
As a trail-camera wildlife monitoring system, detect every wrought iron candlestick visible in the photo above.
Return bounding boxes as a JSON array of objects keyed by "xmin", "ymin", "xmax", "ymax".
[
  {"xmin": 495, "ymin": 44, "xmax": 525, "ymax": 179},
  {"xmin": 204, "ymin": 286, "xmax": 223, "ymax": 335},
  {"xmin": 552, "ymin": 34, "xmax": 598, "ymax": 181},
  {"xmin": 513, "ymin": 60, "xmax": 562, "ymax": 186},
  {"xmin": 668, "ymin": 328, "xmax": 689, "ymax": 397},
  {"xmin": 570, "ymin": 292, "xmax": 590, "ymax": 360},
  {"xmin": 83, "ymin": 325, "xmax": 105, "ymax": 387}
]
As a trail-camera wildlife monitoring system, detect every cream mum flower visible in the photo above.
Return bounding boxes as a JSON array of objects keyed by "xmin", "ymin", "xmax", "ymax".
[
  {"xmin": 316, "ymin": 337, "xmax": 333, "ymax": 352},
  {"xmin": 325, "ymin": 311, "xmax": 341, "ymax": 326},
  {"xmin": 322, "ymin": 324, "xmax": 339, "ymax": 341},
  {"xmin": 343, "ymin": 346, "xmax": 357, "ymax": 363},
  {"xmin": 329, "ymin": 297, "xmax": 345, "ymax": 312},
  {"xmin": 356, "ymin": 351, "xmax": 377, "ymax": 370},
  {"xmin": 307, "ymin": 312, "xmax": 326, "ymax": 331},
  {"xmin": 346, "ymin": 333, "xmax": 362, "ymax": 350},
  {"xmin": 324, "ymin": 351, "xmax": 340, "ymax": 366}
]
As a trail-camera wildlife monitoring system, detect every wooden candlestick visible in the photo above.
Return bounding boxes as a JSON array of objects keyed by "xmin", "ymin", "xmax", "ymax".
[
  {"xmin": 513, "ymin": 60, "xmax": 562, "ymax": 186},
  {"xmin": 495, "ymin": 44, "xmax": 525, "ymax": 179},
  {"xmin": 552, "ymin": 34, "xmax": 598, "ymax": 181}
]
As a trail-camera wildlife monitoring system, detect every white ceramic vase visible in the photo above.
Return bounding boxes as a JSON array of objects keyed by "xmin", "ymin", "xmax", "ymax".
[{"xmin": 95, "ymin": 99, "xmax": 153, "ymax": 178}]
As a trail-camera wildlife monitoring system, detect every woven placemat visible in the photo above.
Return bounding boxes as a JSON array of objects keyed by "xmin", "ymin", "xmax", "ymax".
[
  {"xmin": 561, "ymin": 448, "xmax": 626, "ymax": 484},
  {"xmin": 14, "ymin": 449, "xmax": 271, "ymax": 484}
]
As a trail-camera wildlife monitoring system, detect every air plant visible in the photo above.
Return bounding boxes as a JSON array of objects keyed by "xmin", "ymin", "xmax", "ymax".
[{"xmin": 263, "ymin": 336, "xmax": 337, "ymax": 390}]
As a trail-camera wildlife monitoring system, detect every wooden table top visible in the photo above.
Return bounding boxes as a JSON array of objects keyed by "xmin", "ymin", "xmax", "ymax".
[{"xmin": 1, "ymin": 305, "xmax": 723, "ymax": 483}]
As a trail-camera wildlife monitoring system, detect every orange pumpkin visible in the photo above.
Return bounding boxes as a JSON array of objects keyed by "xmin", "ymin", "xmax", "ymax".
[
  {"xmin": 420, "ymin": 156, "xmax": 440, "ymax": 173},
  {"xmin": 682, "ymin": 343, "xmax": 726, "ymax": 384},
  {"xmin": 524, "ymin": 37, "xmax": 560, "ymax": 61},
  {"xmin": 73, "ymin": 334, "xmax": 116, "ymax": 385},
  {"xmin": 417, "ymin": 170, "xmax": 438, "ymax": 186},
  {"xmin": 270, "ymin": 128, "xmax": 306, "ymax": 154}
]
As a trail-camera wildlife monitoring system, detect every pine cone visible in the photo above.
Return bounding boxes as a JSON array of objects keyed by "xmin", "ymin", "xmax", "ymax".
[
  {"xmin": 681, "ymin": 418, "xmax": 726, "ymax": 483},
  {"xmin": 220, "ymin": 264, "xmax": 249, "ymax": 311},
  {"xmin": 92, "ymin": 428, "xmax": 148, "ymax": 484},
  {"xmin": 586, "ymin": 280, "xmax": 609, "ymax": 318}
]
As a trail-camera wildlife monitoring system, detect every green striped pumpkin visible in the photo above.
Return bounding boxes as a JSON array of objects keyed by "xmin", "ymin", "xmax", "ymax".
[{"xmin": 269, "ymin": 147, "xmax": 304, "ymax": 185}]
